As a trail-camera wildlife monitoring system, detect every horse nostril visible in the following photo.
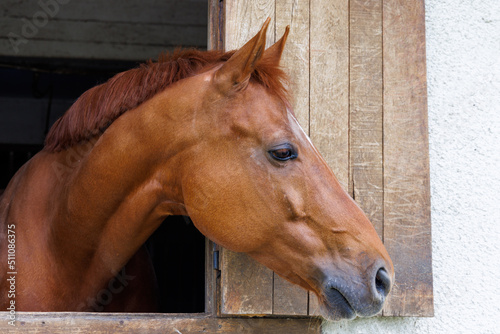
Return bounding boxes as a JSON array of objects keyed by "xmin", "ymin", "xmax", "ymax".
[{"xmin": 375, "ymin": 267, "xmax": 391, "ymax": 298}]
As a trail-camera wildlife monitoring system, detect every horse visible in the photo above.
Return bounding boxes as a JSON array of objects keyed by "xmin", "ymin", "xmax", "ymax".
[{"xmin": 0, "ymin": 19, "xmax": 394, "ymax": 321}]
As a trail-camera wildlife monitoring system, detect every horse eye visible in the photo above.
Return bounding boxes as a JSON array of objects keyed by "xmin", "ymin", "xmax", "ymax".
[{"xmin": 269, "ymin": 146, "xmax": 297, "ymax": 161}]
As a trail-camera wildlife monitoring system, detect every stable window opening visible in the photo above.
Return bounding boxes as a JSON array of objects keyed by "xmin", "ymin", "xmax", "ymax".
[{"xmin": 0, "ymin": 64, "xmax": 206, "ymax": 314}]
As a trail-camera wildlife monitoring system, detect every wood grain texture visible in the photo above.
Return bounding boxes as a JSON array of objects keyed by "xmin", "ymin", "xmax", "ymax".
[
  {"xmin": 276, "ymin": 0, "xmax": 310, "ymax": 132},
  {"xmin": 0, "ymin": 312, "xmax": 321, "ymax": 333},
  {"xmin": 273, "ymin": 274, "xmax": 308, "ymax": 316},
  {"xmin": 382, "ymin": 0, "xmax": 434, "ymax": 317},
  {"xmin": 0, "ymin": 38, "xmax": 182, "ymax": 61},
  {"xmin": 349, "ymin": 0, "xmax": 384, "ymax": 238},
  {"xmin": 0, "ymin": 19, "xmax": 205, "ymax": 46},
  {"xmin": 0, "ymin": 0, "xmax": 207, "ymax": 25},
  {"xmin": 309, "ymin": 0, "xmax": 349, "ymax": 316},
  {"xmin": 0, "ymin": 0, "xmax": 207, "ymax": 60},
  {"xmin": 208, "ymin": 0, "xmax": 224, "ymax": 51},
  {"xmin": 272, "ymin": 0, "xmax": 311, "ymax": 316},
  {"xmin": 308, "ymin": 293, "xmax": 322, "ymax": 316},
  {"xmin": 309, "ymin": 0, "xmax": 350, "ymax": 190},
  {"xmin": 205, "ymin": 239, "xmax": 217, "ymax": 316},
  {"xmin": 224, "ymin": 0, "xmax": 276, "ymax": 50},
  {"xmin": 220, "ymin": 251, "xmax": 273, "ymax": 315},
  {"xmin": 220, "ymin": 0, "xmax": 276, "ymax": 316}
]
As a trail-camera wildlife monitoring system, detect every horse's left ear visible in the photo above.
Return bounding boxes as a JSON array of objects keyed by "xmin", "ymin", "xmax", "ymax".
[
  {"xmin": 214, "ymin": 18, "xmax": 270, "ymax": 94},
  {"xmin": 263, "ymin": 25, "xmax": 290, "ymax": 65}
]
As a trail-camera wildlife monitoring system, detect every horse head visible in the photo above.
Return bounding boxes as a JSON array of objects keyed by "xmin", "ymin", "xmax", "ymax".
[{"xmin": 175, "ymin": 19, "xmax": 394, "ymax": 320}]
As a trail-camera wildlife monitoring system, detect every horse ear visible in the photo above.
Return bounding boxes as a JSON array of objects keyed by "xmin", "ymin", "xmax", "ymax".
[
  {"xmin": 263, "ymin": 25, "xmax": 290, "ymax": 65},
  {"xmin": 214, "ymin": 18, "xmax": 271, "ymax": 94}
]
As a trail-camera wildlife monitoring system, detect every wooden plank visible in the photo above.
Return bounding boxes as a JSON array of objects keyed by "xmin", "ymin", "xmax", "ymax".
[
  {"xmin": 272, "ymin": 0, "xmax": 310, "ymax": 316},
  {"xmin": 1, "ymin": 19, "xmax": 205, "ymax": 50},
  {"xmin": 205, "ymin": 239, "xmax": 217, "ymax": 315},
  {"xmin": 0, "ymin": 312, "xmax": 321, "ymax": 333},
  {"xmin": 276, "ymin": 0, "xmax": 310, "ymax": 131},
  {"xmin": 219, "ymin": 0, "xmax": 276, "ymax": 316},
  {"xmin": 224, "ymin": 0, "xmax": 276, "ymax": 50},
  {"xmin": 382, "ymin": 0, "xmax": 434, "ymax": 317},
  {"xmin": 220, "ymin": 251, "xmax": 273, "ymax": 315},
  {"xmin": 0, "ymin": 38, "xmax": 180, "ymax": 61},
  {"xmin": 273, "ymin": 275, "xmax": 308, "ymax": 316},
  {"xmin": 208, "ymin": 0, "xmax": 224, "ymax": 51},
  {"xmin": 308, "ymin": 293, "xmax": 321, "ymax": 316},
  {"xmin": 1, "ymin": 0, "xmax": 207, "ymax": 59},
  {"xmin": 308, "ymin": 0, "xmax": 349, "ymax": 314},
  {"xmin": 0, "ymin": 0, "xmax": 207, "ymax": 26},
  {"xmin": 207, "ymin": 5, "xmax": 222, "ymax": 317},
  {"xmin": 1, "ymin": 18, "xmax": 205, "ymax": 46},
  {"xmin": 309, "ymin": 0, "xmax": 350, "ymax": 190},
  {"xmin": 349, "ymin": 0, "xmax": 384, "ymax": 237}
]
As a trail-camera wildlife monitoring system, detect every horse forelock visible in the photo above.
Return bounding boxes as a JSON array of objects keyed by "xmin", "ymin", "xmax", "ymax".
[{"xmin": 43, "ymin": 49, "xmax": 290, "ymax": 152}]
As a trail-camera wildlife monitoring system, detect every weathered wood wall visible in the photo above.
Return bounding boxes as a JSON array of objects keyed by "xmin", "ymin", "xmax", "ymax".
[
  {"xmin": 381, "ymin": 0, "xmax": 433, "ymax": 316},
  {"xmin": 0, "ymin": 0, "xmax": 207, "ymax": 60},
  {"xmin": 217, "ymin": 0, "xmax": 433, "ymax": 318}
]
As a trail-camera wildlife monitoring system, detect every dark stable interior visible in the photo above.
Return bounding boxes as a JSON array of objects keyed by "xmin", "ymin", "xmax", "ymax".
[{"xmin": 0, "ymin": 62, "xmax": 206, "ymax": 313}]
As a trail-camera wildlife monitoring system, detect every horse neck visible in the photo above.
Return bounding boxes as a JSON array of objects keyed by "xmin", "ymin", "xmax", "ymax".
[{"xmin": 48, "ymin": 94, "xmax": 189, "ymax": 283}]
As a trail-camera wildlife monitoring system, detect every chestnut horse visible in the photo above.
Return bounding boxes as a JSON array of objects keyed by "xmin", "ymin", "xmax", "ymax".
[{"xmin": 0, "ymin": 19, "xmax": 393, "ymax": 320}]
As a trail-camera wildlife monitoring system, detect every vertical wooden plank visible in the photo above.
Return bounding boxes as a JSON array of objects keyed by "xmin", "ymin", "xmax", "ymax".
[
  {"xmin": 382, "ymin": 0, "xmax": 434, "ymax": 317},
  {"xmin": 273, "ymin": 274, "xmax": 309, "ymax": 315},
  {"xmin": 221, "ymin": 251, "xmax": 274, "ymax": 315},
  {"xmin": 349, "ymin": 0, "xmax": 384, "ymax": 238},
  {"xmin": 309, "ymin": 0, "xmax": 349, "ymax": 315},
  {"xmin": 309, "ymin": 0, "xmax": 350, "ymax": 190},
  {"xmin": 220, "ymin": 0, "xmax": 276, "ymax": 316},
  {"xmin": 276, "ymin": 0, "xmax": 310, "ymax": 131},
  {"xmin": 208, "ymin": 0, "xmax": 224, "ymax": 51},
  {"xmin": 225, "ymin": 0, "xmax": 276, "ymax": 50},
  {"xmin": 205, "ymin": 239, "xmax": 217, "ymax": 315},
  {"xmin": 308, "ymin": 293, "xmax": 321, "ymax": 317},
  {"xmin": 208, "ymin": 0, "xmax": 223, "ymax": 317},
  {"xmin": 273, "ymin": 0, "xmax": 310, "ymax": 316}
]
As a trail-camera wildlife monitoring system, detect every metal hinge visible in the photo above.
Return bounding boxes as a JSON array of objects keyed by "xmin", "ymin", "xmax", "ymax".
[{"xmin": 213, "ymin": 242, "xmax": 220, "ymax": 271}]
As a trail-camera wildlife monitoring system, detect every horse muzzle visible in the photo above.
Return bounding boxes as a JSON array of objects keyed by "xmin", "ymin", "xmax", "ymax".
[{"xmin": 318, "ymin": 264, "xmax": 393, "ymax": 321}]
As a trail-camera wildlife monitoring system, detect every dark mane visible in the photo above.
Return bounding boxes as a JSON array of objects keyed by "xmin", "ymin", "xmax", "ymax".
[{"xmin": 44, "ymin": 49, "xmax": 289, "ymax": 152}]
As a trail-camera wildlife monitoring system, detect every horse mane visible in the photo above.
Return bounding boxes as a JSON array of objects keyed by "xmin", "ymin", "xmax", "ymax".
[{"xmin": 44, "ymin": 49, "xmax": 289, "ymax": 152}]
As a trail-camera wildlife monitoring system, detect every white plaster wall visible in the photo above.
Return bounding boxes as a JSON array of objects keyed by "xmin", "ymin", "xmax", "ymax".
[{"xmin": 323, "ymin": 0, "xmax": 500, "ymax": 333}]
